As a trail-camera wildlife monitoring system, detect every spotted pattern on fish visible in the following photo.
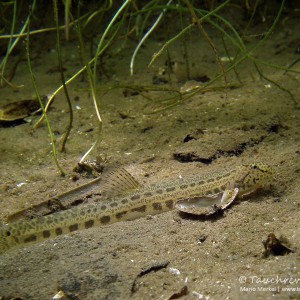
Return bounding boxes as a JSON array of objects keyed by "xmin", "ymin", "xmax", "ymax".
[{"xmin": 0, "ymin": 163, "xmax": 274, "ymax": 254}]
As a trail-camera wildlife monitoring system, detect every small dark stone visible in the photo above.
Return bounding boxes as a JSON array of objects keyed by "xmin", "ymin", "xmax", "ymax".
[
  {"xmin": 123, "ymin": 89, "xmax": 140, "ymax": 97},
  {"xmin": 183, "ymin": 134, "xmax": 196, "ymax": 143},
  {"xmin": 262, "ymin": 233, "xmax": 294, "ymax": 258},
  {"xmin": 198, "ymin": 234, "xmax": 208, "ymax": 243}
]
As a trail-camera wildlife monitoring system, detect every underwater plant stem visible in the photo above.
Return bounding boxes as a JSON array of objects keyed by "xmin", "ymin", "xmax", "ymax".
[
  {"xmin": 64, "ymin": 0, "xmax": 71, "ymax": 40},
  {"xmin": 253, "ymin": 61, "xmax": 296, "ymax": 105},
  {"xmin": 0, "ymin": 0, "xmax": 37, "ymax": 85},
  {"xmin": 182, "ymin": 0, "xmax": 286, "ymax": 104},
  {"xmin": 184, "ymin": 0, "xmax": 228, "ymax": 89},
  {"xmin": 180, "ymin": 8, "xmax": 190, "ymax": 80},
  {"xmin": 76, "ymin": 9, "xmax": 102, "ymax": 123},
  {"xmin": 75, "ymin": 0, "xmax": 131, "ymax": 161},
  {"xmin": 130, "ymin": 0, "xmax": 172, "ymax": 75},
  {"xmin": 148, "ymin": 1, "xmax": 229, "ymax": 68},
  {"xmin": 0, "ymin": 73, "xmax": 23, "ymax": 89},
  {"xmin": 243, "ymin": 0, "xmax": 260, "ymax": 35},
  {"xmin": 53, "ymin": 0, "xmax": 73, "ymax": 153},
  {"xmin": 149, "ymin": 23, "xmax": 194, "ymax": 67},
  {"xmin": 249, "ymin": 0, "xmax": 285, "ymax": 54},
  {"xmin": 284, "ymin": 57, "xmax": 300, "ymax": 75},
  {"xmin": 33, "ymin": 57, "xmax": 95, "ymax": 129},
  {"xmin": 26, "ymin": 10, "xmax": 65, "ymax": 176},
  {"xmin": 0, "ymin": 12, "xmax": 91, "ymax": 40},
  {"xmin": 0, "ymin": 0, "xmax": 17, "ymax": 86},
  {"xmin": 152, "ymin": 0, "xmax": 286, "ymax": 113},
  {"xmin": 33, "ymin": 4, "xmax": 124, "ymax": 130},
  {"xmin": 221, "ymin": 34, "xmax": 242, "ymax": 84},
  {"xmin": 93, "ymin": 0, "xmax": 131, "ymax": 81},
  {"xmin": 75, "ymin": 2, "xmax": 103, "ymax": 162}
]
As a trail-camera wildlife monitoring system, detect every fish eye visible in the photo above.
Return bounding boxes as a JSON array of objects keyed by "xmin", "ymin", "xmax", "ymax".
[{"xmin": 5, "ymin": 230, "xmax": 11, "ymax": 237}]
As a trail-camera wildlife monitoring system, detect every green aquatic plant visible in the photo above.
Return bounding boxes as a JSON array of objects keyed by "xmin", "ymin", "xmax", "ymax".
[
  {"xmin": 53, "ymin": 0, "xmax": 73, "ymax": 153},
  {"xmin": 141, "ymin": 0, "xmax": 300, "ymax": 112},
  {"xmin": 0, "ymin": 0, "xmax": 299, "ymax": 174},
  {"xmin": 25, "ymin": 2, "xmax": 65, "ymax": 176}
]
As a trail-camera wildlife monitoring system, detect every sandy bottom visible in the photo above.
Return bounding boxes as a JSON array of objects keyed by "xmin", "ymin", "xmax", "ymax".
[{"xmin": 0, "ymin": 13, "xmax": 299, "ymax": 300}]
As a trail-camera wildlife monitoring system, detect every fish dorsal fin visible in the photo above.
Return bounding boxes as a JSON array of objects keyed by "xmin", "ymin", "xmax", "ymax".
[{"xmin": 101, "ymin": 168, "xmax": 141, "ymax": 198}]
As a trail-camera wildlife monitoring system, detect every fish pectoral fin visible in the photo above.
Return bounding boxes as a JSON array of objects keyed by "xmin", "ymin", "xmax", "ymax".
[
  {"xmin": 175, "ymin": 188, "xmax": 239, "ymax": 216},
  {"xmin": 101, "ymin": 168, "xmax": 141, "ymax": 198}
]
